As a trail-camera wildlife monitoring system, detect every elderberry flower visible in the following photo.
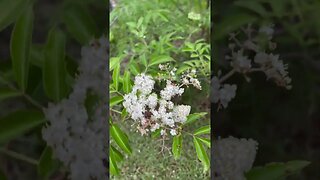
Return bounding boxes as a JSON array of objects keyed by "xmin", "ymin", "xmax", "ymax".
[
  {"xmin": 160, "ymin": 129, "xmax": 166, "ymax": 136},
  {"xmin": 172, "ymin": 105, "xmax": 191, "ymax": 123},
  {"xmin": 170, "ymin": 129, "xmax": 177, "ymax": 136},
  {"xmin": 230, "ymin": 50, "xmax": 252, "ymax": 73},
  {"xmin": 160, "ymin": 80, "xmax": 184, "ymax": 100},
  {"xmin": 254, "ymin": 52, "xmax": 292, "ymax": 89},
  {"xmin": 147, "ymin": 93, "xmax": 158, "ymax": 109},
  {"xmin": 219, "ymin": 84, "xmax": 237, "ymax": 108},
  {"xmin": 42, "ymin": 37, "xmax": 108, "ymax": 180},
  {"xmin": 190, "ymin": 77, "xmax": 202, "ymax": 90},
  {"xmin": 123, "ymin": 71, "xmax": 200, "ymax": 136},
  {"xmin": 213, "ymin": 137, "xmax": 258, "ymax": 180},
  {"xmin": 133, "ymin": 73, "xmax": 155, "ymax": 95},
  {"xmin": 259, "ymin": 25, "xmax": 274, "ymax": 40},
  {"xmin": 150, "ymin": 123, "xmax": 160, "ymax": 132},
  {"xmin": 211, "ymin": 76, "xmax": 237, "ymax": 108}
]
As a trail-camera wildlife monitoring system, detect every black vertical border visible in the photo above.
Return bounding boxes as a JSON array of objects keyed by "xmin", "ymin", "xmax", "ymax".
[
  {"xmin": 210, "ymin": 0, "xmax": 214, "ymax": 179},
  {"xmin": 106, "ymin": 0, "xmax": 110, "ymax": 178}
]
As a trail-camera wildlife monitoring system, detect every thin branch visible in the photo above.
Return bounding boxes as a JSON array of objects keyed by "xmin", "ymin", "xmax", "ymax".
[
  {"xmin": 0, "ymin": 75, "xmax": 44, "ymax": 110},
  {"xmin": 219, "ymin": 69, "xmax": 236, "ymax": 83},
  {"xmin": 0, "ymin": 148, "xmax": 38, "ymax": 165}
]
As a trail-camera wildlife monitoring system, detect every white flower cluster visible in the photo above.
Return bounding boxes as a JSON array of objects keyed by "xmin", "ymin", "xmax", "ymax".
[
  {"xmin": 213, "ymin": 24, "xmax": 292, "ymax": 109},
  {"xmin": 42, "ymin": 37, "xmax": 108, "ymax": 180},
  {"xmin": 213, "ymin": 137, "xmax": 258, "ymax": 180},
  {"xmin": 158, "ymin": 64, "xmax": 202, "ymax": 90},
  {"xmin": 123, "ymin": 73, "xmax": 195, "ymax": 136},
  {"xmin": 228, "ymin": 24, "xmax": 292, "ymax": 89},
  {"xmin": 211, "ymin": 77, "xmax": 237, "ymax": 108},
  {"xmin": 254, "ymin": 52, "xmax": 292, "ymax": 89}
]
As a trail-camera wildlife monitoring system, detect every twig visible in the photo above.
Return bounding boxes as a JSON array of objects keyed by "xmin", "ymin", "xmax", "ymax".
[
  {"xmin": 0, "ymin": 148, "xmax": 38, "ymax": 165},
  {"xmin": 219, "ymin": 69, "xmax": 236, "ymax": 83},
  {"xmin": 0, "ymin": 75, "xmax": 44, "ymax": 110}
]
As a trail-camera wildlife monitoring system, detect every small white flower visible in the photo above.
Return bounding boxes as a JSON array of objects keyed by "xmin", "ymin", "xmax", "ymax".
[
  {"xmin": 172, "ymin": 105, "xmax": 191, "ymax": 123},
  {"xmin": 160, "ymin": 81, "xmax": 184, "ymax": 100},
  {"xmin": 182, "ymin": 77, "xmax": 189, "ymax": 84},
  {"xmin": 150, "ymin": 123, "xmax": 160, "ymax": 132},
  {"xmin": 147, "ymin": 93, "xmax": 158, "ymax": 109},
  {"xmin": 167, "ymin": 101, "xmax": 174, "ymax": 109},
  {"xmin": 133, "ymin": 73, "xmax": 155, "ymax": 95},
  {"xmin": 170, "ymin": 129, "xmax": 177, "ymax": 136},
  {"xmin": 230, "ymin": 50, "xmax": 251, "ymax": 73},
  {"xmin": 160, "ymin": 129, "xmax": 166, "ymax": 136},
  {"xmin": 190, "ymin": 78, "xmax": 202, "ymax": 90}
]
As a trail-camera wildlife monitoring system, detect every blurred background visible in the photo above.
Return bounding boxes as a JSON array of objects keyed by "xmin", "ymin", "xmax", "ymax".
[
  {"xmin": 0, "ymin": 0, "xmax": 106, "ymax": 179},
  {"xmin": 213, "ymin": 0, "xmax": 320, "ymax": 179}
]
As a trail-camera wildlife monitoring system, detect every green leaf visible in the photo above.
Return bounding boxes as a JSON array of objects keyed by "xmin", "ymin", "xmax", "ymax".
[
  {"xmin": 121, "ymin": 108, "xmax": 128, "ymax": 120},
  {"xmin": 110, "ymin": 57, "xmax": 121, "ymax": 71},
  {"xmin": 123, "ymin": 71, "xmax": 132, "ymax": 94},
  {"xmin": 62, "ymin": 3, "xmax": 98, "ymax": 44},
  {"xmin": 110, "ymin": 145, "xmax": 124, "ymax": 162},
  {"xmin": 110, "ymin": 96, "xmax": 123, "ymax": 107},
  {"xmin": 137, "ymin": 17, "xmax": 144, "ymax": 28},
  {"xmin": 184, "ymin": 112, "xmax": 207, "ymax": 125},
  {"xmin": 176, "ymin": 65, "xmax": 191, "ymax": 74},
  {"xmin": 109, "ymin": 155, "xmax": 119, "ymax": 175},
  {"xmin": 43, "ymin": 28, "xmax": 69, "ymax": 102},
  {"xmin": 151, "ymin": 129, "xmax": 161, "ymax": 138},
  {"xmin": 149, "ymin": 55, "xmax": 174, "ymax": 67},
  {"xmin": 0, "ymin": 88, "xmax": 21, "ymax": 102},
  {"xmin": 38, "ymin": 146, "xmax": 59, "ymax": 179},
  {"xmin": 0, "ymin": 110, "xmax": 45, "ymax": 143},
  {"xmin": 268, "ymin": 0, "xmax": 286, "ymax": 18},
  {"xmin": 112, "ymin": 64, "xmax": 120, "ymax": 91},
  {"xmin": 172, "ymin": 134, "xmax": 182, "ymax": 160},
  {"xmin": 194, "ymin": 125, "xmax": 210, "ymax": 135},
  {"xmin": 0, "ymin": 0, "xmax": 32, "ymax": 31},
  {"xmin": 234, "ymin": 0, "xmax": 268, "ymax": 17},
  {"xmin": 214, "ymin": 10, "xmax": 257, "ymax": 40},
  {"xmin": 110, "ymin": 124, "xmax": 132, "ymax": 155},
  {"xmin": 10, "ymin": 4, "xmax": 34, "ymax": 91},
  {"xmin": 0, "ymin": 168, "xmax": 6, "ymax": 180},
  {"xmin": 129, "ymin": 61, "xmax": 140, "ymax": 75},
  {"xmin": 197, "ymin": 137, "xmax": 210, "ymax": 148},
  {"xmin": 140, "ymin": 54, "xmax": 148, "ymax": 68},
  {"xmin": 193, "ymin": 137, "xmax": 210, "ymax": 172},
  {"xmin": 246, "ymin": 160, "xmax": 311, "ymax": 180},
  {"xmin": 30, "ymin": 45, "xmax": 44, "ymax": 67}
]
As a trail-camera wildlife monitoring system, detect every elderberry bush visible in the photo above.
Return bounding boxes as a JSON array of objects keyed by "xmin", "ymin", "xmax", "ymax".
[{"xmin": 109, "ymin": 0, "xmax": 211, "ymax": 178}]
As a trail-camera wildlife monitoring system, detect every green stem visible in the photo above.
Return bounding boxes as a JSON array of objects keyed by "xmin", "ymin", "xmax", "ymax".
[
  {"xmin": 0, "ymin": 75, "xmax": 43, "ymax": 110},
  {"xmin": 0, "ymin": 148, "xmax": 38, "ymax": 165},
  {"xmin": 110, "ymin": 108, "xmax": 122, "ymax": 114}
]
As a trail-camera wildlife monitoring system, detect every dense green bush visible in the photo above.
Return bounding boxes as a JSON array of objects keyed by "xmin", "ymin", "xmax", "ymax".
[{"xmin": 109, "ymin": 0, "xmax": 211, "ymax": 177}]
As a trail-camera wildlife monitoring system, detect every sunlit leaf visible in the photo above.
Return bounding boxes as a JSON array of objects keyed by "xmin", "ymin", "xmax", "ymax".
[
  {"xmin": 193, "ymin": 137, "xmax": 210, "ymax": 172},
  {"xmin": 110, "ymin": 96, "xmax": 123, "ymax": 107},
  {"xmin": 184, "ymin": 112, "xmax": 207, "ymax": 125},
  {"xmin": 110, "ymin": 123, "xmax": 132, "ymax": 154},
  {"xmin": 194, "ymin": 125, "xmax": 210, "ymax": 135},
  {"xmin": 149, "ymin": 55, "xmax": 174, "ymax": 67},
  {"xmin": 112, "ymin": 64, "xmax": 120, "ymax": 91},
  {"xmin": 172, "ymin": 134, "xmax": 182, "ymax": 160}
]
